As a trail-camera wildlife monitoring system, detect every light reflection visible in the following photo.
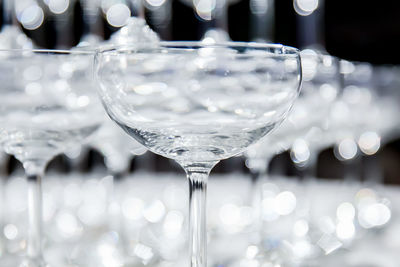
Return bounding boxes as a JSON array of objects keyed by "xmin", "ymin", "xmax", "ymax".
[
  {"xmin": 106, "ymin": 3, "xmax": 131, "ymax": 27},
  {"xmin": 300, "ymin": 49, "xmax": 318, "ymax": 81},
  {"xmin": 317, "ymin": 216, "xmax": 336, "ymax": 234},
  {"xmin": 336, "ymin": 221, "xmax": 355, "ymax": 240},
  {"xmin": 358, "ymin": 131, "xmax": 380, "ymax": 155},
  {"xmin": 97, "ymin": 241, "xmax": 124, "ymax": 267},
  {"xmin": 56, "ymin": 211, "xmax": 82, "ymax": 238},
  {"xmin": 293, "ymin": 219, "xmax": 309, "ymax": 237},
  {"xmin": 134, "ymin": 243, "xmax": 155, "ymax": 264},
  {"xmin": 293, "ymin": 0, "xmax": 318, "ymax": 16},
  {"xmin": 17, "ymin": 3, "xmax": 44, "ymax": 30},
  {"xmin": 319, "ymin": 83, "xmax": 337, "ymax": 102},
  {"xmin": 25, "ymin": 82, "xmax": 42, "ymax": 95},
  {"xmin": 292, "ymin": 240, "xmax": 313, "ymax": 258},
  {"xmin": 143, "ymin": 199, "xmax": 166, "ymax": 223},
  {"xmin": 163, "ymin": 210, "xmax": 184, "ymax": 238},
  {"xmin": 23, "ymin": 65, "xmax": 42, "ymax": 81},
  {"xmin": 291, "ymin": 138, "xmax": 311, "ymax": 165},
  {"xmin": 358, "ymin": 203, "xmax": 391, "ymax": 229},
  {"xmin": 122, "ymin": 197, "xmax": 144, "ymax": 220},
  {"xmin": 343, "ymin": 85, "xmax": 372, "ymax": 105},
  {"xmin": 1, "ymin": 171, "xmax": 397, "ymax": 264},
  {"xmin": 317, "ymin": 234, "xmax": 342, "ymax": 254},
  {"xmin": 246, "ymin": 245, "xmax": 259, "ymax": 259},
  {"xmin": 274, "ymin": 191, "xmax": 296, "ymax": 215},
  {"xmin": 202, "ymin": 29, "xmax": 231, "ymax": 43},
  {"xmin": 59, "ymin": 62, "xmax": 75, "ymax": 79},
  {"xmin": 193, "ymin": 0, "xmax": 216, "ymax": 21},
  {"xmin": 47, "ymin": 0, "xmax": 70, "ymax": 14},
  {"xmin": 261, "ymin": 197, "xmax": 279, "ymax": 221},
  {"xmin": 355, "ymin": 188, "xmax": 377, "ymax": 209},
  {"xmin": 337, "ymin": 138, "xmax": 358, "ymax": 160},
  {"xmin": 4, "ymin": 224, "xmax": 18, "ymax": 240},
  {"xmin": 145, "ymin": 0, "xmax": 166, "ymax": 7},
  {"xmin": 336, "ymin": 202, "xmax": 355, "ymax": 222}
]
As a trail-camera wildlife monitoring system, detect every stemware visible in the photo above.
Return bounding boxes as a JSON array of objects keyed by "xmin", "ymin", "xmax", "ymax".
[
  {"xmin": 240, "ymin": 50, "xmax": 340, "ymax": 265},
  {"xmin": 78, "ymin": 0, "xmax": 104, "ymax": 47},
  {"xmin": 290, "ymin": 50, "xmax": 341, "ymax": 175},
  {"xmin": 331, "ymin": 60, "xmax": 375, "ymax": 180},
  {"xmin": 0, "ymin": 153, "xmax": 6, "ymax": 259},
  {"xmin": 0, "ymin": 49, "xmax": 103, "ymax": 266},
  {"xmin": 95, "ymin": 42, "xmax": 302, "ymax": 267},
  {"xmin": 245, "ymin": 50, "xmax": 339, "ymax": 180}
]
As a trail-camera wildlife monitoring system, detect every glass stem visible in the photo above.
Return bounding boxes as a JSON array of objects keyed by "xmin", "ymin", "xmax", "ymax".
[
  {"xmin": 249, "ymin": 156, "xmax": 271, "ymax": 245},
  {"xmin": 248, "ymin": 155, "xmax": 271, "ymax": 204},
  {"xmin": 0, "ymin": 176, "xmax": 5, "ymax": 249},
  {"xmin": 181, "ymin": 161, "xmax": 218, "ymax": 267},
  {"xmin": 23, "ymin": 161, "xmax": 46, "ymax": 262},
  {"xmin": 296, "ymin": 151, "xmax": 318, "ymax": 180}
]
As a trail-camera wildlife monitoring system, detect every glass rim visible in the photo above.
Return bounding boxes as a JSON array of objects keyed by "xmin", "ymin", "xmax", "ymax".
[
  {"xmin": 97, "ymin": 41, "xmax": 300, "ymax": 55},
  {"xmin": 0, "ymin": 48, "xmax": 94, "ymax": 55}
]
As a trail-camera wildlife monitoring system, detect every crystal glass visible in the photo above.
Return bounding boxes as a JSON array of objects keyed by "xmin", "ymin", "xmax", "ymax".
[
  {"xmin": 95, "ymin": 42, "xmax": 301, "ymax": 267},
  {"xmin": 246, "ymin": 50, "xmax": 340, "ymax": 178},
  {"xmin": 290, "ymin": 50, "xmax": 341, "ymax": 174},
  {"xmin": 0, "ymin": 49, "xmax": 103, "ymax": 266}
]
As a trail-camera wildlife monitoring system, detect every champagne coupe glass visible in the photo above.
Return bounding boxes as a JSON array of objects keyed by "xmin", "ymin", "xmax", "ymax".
[
  {"xmin": 95, "ymin": 42, "xmax": 302, "ymax": 267},
  {"xmin": 290, "ymin": 51, "xmax": 341, "ymax": 176},
  {"xmin": 79, "ymin": 0, "xmax": 104, "ymax": 46},
  {"xmin": 0, "ymin": 49, "xmax": 103, "ymax": 266},
  {"xmin": 246, "ymin": 50, "xmax": 340, "ymax": 178},
  {"xmin": 332, "ymin": 60, "xmax": 375, "ymax": 180},
  {"xmin": 240, "ymin": 50, "xmax": 339, "ymax": 265}
]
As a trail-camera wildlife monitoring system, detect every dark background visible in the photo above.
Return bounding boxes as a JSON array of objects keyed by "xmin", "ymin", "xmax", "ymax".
[{"xmin": 2, "ymin": 0, "xmax": 400, "ymax": 63}]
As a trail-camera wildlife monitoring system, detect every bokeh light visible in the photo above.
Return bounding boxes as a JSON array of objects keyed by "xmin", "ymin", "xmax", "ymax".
[
  {"xmin": 358, "ymin": 203, "xmax": 391, "ymax": 229},
  {"xmin": 47, "ymin": 0, "xmax": 70, "ymax": 14},
  {"xmin": 336, "ymin": 202, "xmax": 355, "ymax": 222},
  {"xmin": 358, "ymin": 131, "xmax": 381, "ymax": 155},
  {"xmin": 291, "ymin": 138, "xmax": 311, "ymax": 165},
  {"xmin": 16, "ymin": 3, "xmax": 44, "ymax": 30},
  {"xmin": 145, "ymin": 0, "xmax": 166, "ymax": 7},
  {"xmin": 293, "ymin": 0, "xmax": 319, "ymax": 16},
  {"xmin": 337, "ymin": 138, "xmax": 358, "ymax": 160},
  {"xmin": 106, "ymin": 3, "xmax": 131, "ymax": 27},
  {"xmin": 193, "ymin": 0, "xmax": 216, "ymax": 21}
]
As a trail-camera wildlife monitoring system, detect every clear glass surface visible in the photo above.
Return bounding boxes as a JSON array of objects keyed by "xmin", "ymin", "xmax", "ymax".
[
  {"xmin": 246, "ymin": 50, "xmax": 341, "ymax": 176},
  {"xmin": 95, "ymin": 41, "xmax": 301, "ymax": 267},
  {"xmin": 0, "ymin": 49, "xmax": 103, "ymax": 266},
  {"xmin": 241, "ymin": 49, "xmax": 341, "ymax": 265}
]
